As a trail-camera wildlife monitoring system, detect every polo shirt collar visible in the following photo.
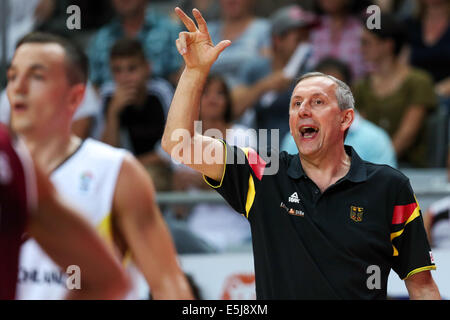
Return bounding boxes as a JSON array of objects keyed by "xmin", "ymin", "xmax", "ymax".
[{"xmin": 287, "ymin": 145, "xmax": 367, "ymax": 183}]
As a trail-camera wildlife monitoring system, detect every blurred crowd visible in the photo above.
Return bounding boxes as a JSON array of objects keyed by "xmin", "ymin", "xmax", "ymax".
[{"xmin": 0, "ymin": 0, "xmax": 449, "ymax": 254}]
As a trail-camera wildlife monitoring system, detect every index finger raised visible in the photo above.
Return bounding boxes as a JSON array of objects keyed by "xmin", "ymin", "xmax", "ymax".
[{"xmin": 175, "ymin": 7, "xmax": 197, "ymax": 32}]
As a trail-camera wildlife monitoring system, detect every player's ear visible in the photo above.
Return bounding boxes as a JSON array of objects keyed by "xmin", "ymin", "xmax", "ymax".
[{"xmin": 67, "ymin": 83, "xmax": 86, "ymax": 114}]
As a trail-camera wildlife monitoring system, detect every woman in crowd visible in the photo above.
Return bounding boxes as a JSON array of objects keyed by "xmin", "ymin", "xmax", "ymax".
[
  {"xmin": 309, "ymin": 0, "xmax": 369, "ymax": 81},
  {"xmin": 353, "ymin": 13, "xmax": 437, "ymax": 167},
  {"xmin": 171, "ymin": 75, "xmax": 256, "ymax": 252},
  {"xmin": 206, "ymin": 0, "xmax": 271, "ymax": 89},
  {"xmin": 406, "ymin": 0, "xmax": 450, "ymax": 105}
]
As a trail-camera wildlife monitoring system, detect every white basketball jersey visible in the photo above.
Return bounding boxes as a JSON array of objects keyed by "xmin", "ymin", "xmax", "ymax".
[{"xmin": 17, "ymin": 139, "xmax": 148, "ymax": 299}]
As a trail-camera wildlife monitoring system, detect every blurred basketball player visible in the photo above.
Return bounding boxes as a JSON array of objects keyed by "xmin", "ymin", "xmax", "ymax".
[
  {"xmin": 6, "ymin": 32, "xmax": 193, "ymax": 299},
  {"xmin": 0, "ymin": 124, "xmax": 129, "ymax": 299}
]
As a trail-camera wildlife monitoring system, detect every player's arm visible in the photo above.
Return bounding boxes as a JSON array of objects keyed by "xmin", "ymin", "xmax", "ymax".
[
  {"xmin": 405, "ymin": 270, "xmax": 441, "ymax": 300},
  {"xmin": 161, "ymin": 8, "xmax": 231, "ymax": 181},
  {"xmin": 28, "ymin": 163, "xmax": 130, "ymax": 300},
  {"xmin": 112, "ymin": 154, "xmax": 194, "ymax": 299}
]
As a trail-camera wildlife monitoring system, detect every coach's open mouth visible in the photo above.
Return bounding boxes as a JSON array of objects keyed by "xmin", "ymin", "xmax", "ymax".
[{"xmin": 299, "ymin": 126, "xmax": 319, "ymax": 139}]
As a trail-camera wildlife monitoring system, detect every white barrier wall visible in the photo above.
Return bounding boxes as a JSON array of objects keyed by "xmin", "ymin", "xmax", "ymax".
[
  {"xmin": 180, "ymin": 249, "xmax": 450, "ymax": 300},
  {"xmin": 180, "ymin": 253, "xmax": 256, "ymax": 300}
]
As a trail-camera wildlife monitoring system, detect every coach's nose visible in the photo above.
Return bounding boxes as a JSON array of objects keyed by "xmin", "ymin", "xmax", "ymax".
[{"xmin": 298, "ymin": 100, "xmax": 312, "ymax": 118}]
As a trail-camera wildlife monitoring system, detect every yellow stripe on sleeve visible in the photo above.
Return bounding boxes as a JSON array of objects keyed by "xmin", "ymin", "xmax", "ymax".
[
  {"xmin": 390, "ymin": 205, "xmax": 421, "ymax": 256},
  {"xmin": 202, "ymin": 139, "xmax": 227, "ymax": 189},
  {"xmin": 245, "ymin": 175, "xmax": 256, "ymax": 218},
  {"xmin": 241, "ymin": 147, "xmax": 258, "ymax": 218},
  {"xmin": 403, "ymin": 265, "xmax": 437, "ymax": 280},
  {"xmin": 405, "ymin": 204, "xmax": 421, "ymax": 225}
]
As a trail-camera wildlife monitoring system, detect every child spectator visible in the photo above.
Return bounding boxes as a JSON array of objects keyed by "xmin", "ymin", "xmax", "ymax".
[{"xmin": 101, "ymin": 38, "xmax": 174, "ymax": 191}]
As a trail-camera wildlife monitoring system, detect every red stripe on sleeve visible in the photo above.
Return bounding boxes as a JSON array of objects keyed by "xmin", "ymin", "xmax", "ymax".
[
  {"xmin": 391, "ymin": 202, "xmax": 418, "ymax": 225},
  {"xmin": 246, "ymin": 148, "xmax": 267, "ymax": 181}
]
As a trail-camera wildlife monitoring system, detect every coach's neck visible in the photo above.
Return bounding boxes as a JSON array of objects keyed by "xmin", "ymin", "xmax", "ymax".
[{"xmin": 299, "ymin": 145, "xmax": 351, "ymax": 193}]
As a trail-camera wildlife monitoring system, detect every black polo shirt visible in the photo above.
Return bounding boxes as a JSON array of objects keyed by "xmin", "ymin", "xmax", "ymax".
[{"xmin": 204, "ymin": 141, "xmax": 435, "ymax": 299}]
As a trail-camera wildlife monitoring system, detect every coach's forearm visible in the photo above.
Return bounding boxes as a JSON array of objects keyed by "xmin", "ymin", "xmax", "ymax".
[
  {"xmin": 408, "ymin": 284, "xmax": 441, "ymax": 300},
  {"xmin": 162, "ymin": 67, "xmax": 207, "ymax": 154},
  {"xmin": 405, "ymin": 271, "xmax": 441, "ymax": 300}
]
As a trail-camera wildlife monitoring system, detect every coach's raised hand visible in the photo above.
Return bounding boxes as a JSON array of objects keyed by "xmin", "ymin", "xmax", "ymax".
[
  {"xmin": 162, "ymin": 8, "xmax": 230, "ymax": 182},
  {"xmin": 174, "ymin": 7, "xmax": 231, "ymax": 72}
]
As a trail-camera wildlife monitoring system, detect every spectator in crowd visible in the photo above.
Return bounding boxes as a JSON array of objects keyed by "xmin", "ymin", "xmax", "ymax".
[
  {"xmin": 309, "ymin": 0, "xmax": 368, "ymax": 81},
  {"xmin": 87, "ymin": 0, "xmax": 182, "ymax": 89},
  {"xmin": 254, "ymin": 0, "xmax": 315, "ymax": 17},
  {"xmin": 231, "ymin": 5, "xmax": 317, "ymax": 145},
  {"xmin": 205, "ymin": 0, "xmax": 271, "ymax": 89},
  {"xmin": 171, "ymin": 74, "xmax": 256, "ymax": 252},
  {"xmin": 423, "ymin": 146, "xmax": 450, "ymax": 248},
  {"xmin": 37, "ymin": 0, "xmax": 114, "ymax": 37},
  {"xmin": 406, "ymin": 0, "xmax": 450, "ymax": 107},
  {"xmin": 354, "ymin": 13, "xmax": 437, "ymax": 167},
  {"xmin": 373, "ymin": 0, "xmax": 417, "ymax": 19},
  {"xmin": 101, "ymin": 38, "xmax": 173, "ymax": 191},
  {"xmin": 0, "ymin": 0, "xmax": 54, "ymax": 63},
  {"xmin": 176, "ymin": 0, "xmax": 220, "ymax": 21},
  {"xmin": 282, "ymin": 57, "xmax": 398, "ymax": 168},
  {"xmin": 0, "ymin": 0, "xmax": 55, "ymax": 87}
]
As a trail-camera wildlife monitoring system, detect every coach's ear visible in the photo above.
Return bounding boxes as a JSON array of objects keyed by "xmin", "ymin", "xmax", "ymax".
[
  {"xmin": 341, "ymin": 108, "xmax": 354, "ymax": 134},
  {"xmin": 67, "ymin": 83, "xmax": 86, "ymax": 115}
]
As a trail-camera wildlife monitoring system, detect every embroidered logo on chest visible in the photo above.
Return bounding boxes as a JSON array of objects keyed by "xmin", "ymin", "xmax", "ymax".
[
  {"xmin": 288, "ymin": 192, "xmax": 300, "ymax": 203},
  {"xmin": 350, "ymin": 205, "xmax": 364, "ymax": 222},
  {"xmin": 280, "ymin": 202, "xmax": 304, "ymax": 217}
]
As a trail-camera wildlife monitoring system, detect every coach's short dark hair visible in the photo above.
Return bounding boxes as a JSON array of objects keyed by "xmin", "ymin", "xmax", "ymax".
[
  {"xmin": 109, "ymin": 38, "xmax": 147, "ymax": 62},
  {"xmin": 16, "ymin": 32, "xmax": 88, "ymax": 85}
]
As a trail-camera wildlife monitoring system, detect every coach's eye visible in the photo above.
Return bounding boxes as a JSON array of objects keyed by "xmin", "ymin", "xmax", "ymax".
[{"xmin": 312, "ymin": 99, "xmax": 323, "ymax": 106}]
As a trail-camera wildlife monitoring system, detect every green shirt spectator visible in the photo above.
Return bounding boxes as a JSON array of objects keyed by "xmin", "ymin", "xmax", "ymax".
[{"xmin": 354, "ymin": 68, "xmax": 437, "ymax": 167}]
